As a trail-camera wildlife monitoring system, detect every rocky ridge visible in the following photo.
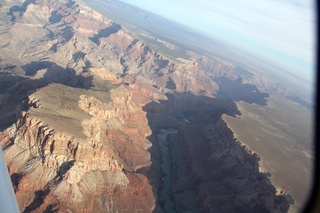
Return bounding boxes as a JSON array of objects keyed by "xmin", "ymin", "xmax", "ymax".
[
  {"xmin": 143, "ymin": 93, "xmax": 292, "ymax": 212},
  {"xmin": 1, "ymin": 82, "xmax": 156, "ymax": 212},
  {"xmin": 0, "ymin": 0, "xmax": 293, "ymax": 212}
]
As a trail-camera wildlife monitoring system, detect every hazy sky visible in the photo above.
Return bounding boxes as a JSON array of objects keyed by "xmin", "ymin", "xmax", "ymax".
[{"xmin": 119, "ymin": 0, "xmax": 316, "ymax": 83}]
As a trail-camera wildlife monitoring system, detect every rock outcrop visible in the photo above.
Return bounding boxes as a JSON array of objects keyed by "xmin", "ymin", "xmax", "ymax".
[
  {"xmin": 143, "ymin": 93, "xmax": 292, "ymax": 212},
  {"xmin": 169, "ymin": 119, "xmax": 290, "ymax": 212},
  {"xmin": 0, "ymin": 82, "xmax": 156, "ymax": 212},
  {"xmin": 0, "ymin": 0, "xmax": 294, "ymax": 212}
]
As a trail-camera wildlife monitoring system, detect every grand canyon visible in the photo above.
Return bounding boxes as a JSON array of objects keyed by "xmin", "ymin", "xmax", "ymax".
[{"xmin": 0, "ymin": 0, "xmax": 314, "ymax": 212}]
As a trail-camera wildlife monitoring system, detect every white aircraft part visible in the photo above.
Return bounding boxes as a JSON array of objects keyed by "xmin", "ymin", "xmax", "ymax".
[{"xmin": 0, "ymin": 148, "xmax": 19, "ymax": 213}]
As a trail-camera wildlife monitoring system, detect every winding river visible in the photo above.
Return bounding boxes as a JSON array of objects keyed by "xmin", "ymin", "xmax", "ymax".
[{"xmin": 157, "ymin": 128, "xmax": 177, "ymax": 213}]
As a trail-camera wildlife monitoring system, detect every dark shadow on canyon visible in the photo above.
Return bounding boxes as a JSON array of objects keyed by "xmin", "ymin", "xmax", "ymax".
[
  {"xmin": 7, "ymin": 0, "xmax": 36, "ymax": 22},
  {"xmin": 0, "ymin": 61, "xmax": 94, "ymax": 211},
  {"xmin": 22, "ymin": 188, "xmax": 51, "ymax": 213},
  {"xmin": 89, "ymin": 23, "xmax": 122, "ymax": 45},
  {"xmin": 214, "ymin": 76, "xmax": 269, "ymax": 106},
  {"xmin": 0, "ymin": 61, "xmax": 93, "ymax": 131},
  {"xmin": 49, "ymin": 0, "xmax": 76, "ymax": 24},
  {"xmin": 143, "ymin": 91, "xmax": 292, "ymax": 212}
]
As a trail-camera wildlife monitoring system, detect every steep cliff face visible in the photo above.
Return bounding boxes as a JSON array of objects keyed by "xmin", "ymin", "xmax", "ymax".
[
  {"xmin": 169, "ymin": 119, "xmax": 290, "ymax": 212},
  {"xmin": 0, "ymin": 0, "xmax": 294, "ymax": 212},
  {"xmin": 143, "ymin": 92, "xmax": 292, "ymax": 213},
  {"xmin": 0, "ymin": 83, "xmax": 155, "ymax": 212}
]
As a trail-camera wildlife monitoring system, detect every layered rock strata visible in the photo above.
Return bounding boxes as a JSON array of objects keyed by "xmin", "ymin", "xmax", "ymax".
[
  {"xmin": 143, "ymin": 93, "xmax": 292, "ymax": 212},
  {"xmin": 0, "ymin": 0, "xmax": 293, "ymax": 212},
  {"xmin": 0, "ymin": 82, "xmax": 156, "ymax": 212}
]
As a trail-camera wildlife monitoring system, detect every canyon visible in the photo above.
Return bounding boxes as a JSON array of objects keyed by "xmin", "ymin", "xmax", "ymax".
[{"xmin": 0, "ymin": 0, "xmax": 310, "ymax": 212}]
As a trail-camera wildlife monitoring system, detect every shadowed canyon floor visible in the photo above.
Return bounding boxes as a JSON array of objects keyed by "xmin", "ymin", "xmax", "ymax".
[
  {"xmin": 143, "ymin": 93, "xmax": 294, "ymax": 213},
  {"xmin": 0, "ymin": 0, "xmax": 314, "ymax": 212}
]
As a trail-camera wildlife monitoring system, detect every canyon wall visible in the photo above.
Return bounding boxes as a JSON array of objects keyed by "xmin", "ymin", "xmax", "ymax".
[
  {"xmin": 0, "ymin": 82, "xmax": 156, "ymax": 212},
  {"xmin": 143, "ymin": 93, "xmax": 292, "ymax": 212},
  {"xmin": 0, "ymin": 0, "xmax": 293, "ymax": 212},
  {"xmin": 169, "ymin": 119, "xmax": 291, "ymax": 212}
]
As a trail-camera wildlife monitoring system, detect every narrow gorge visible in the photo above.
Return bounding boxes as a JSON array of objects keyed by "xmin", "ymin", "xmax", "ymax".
[
  {"xmin": 0, "ymin": 0, "xmax": 298, "ymax": 212},
  {"xmin": 143, "ymin": 92, "xmax": 293, "ymax": 212}
]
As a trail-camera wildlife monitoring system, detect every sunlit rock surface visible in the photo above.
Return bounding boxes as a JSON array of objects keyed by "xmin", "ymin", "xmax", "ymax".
[{"xmin": 0, "ymin": 0, "xmax": 300, "ymax": 212}]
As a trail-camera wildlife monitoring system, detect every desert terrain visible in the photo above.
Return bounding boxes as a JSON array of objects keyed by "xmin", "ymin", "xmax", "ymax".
[
  {"xmin": 0, "ymin": 0, "xmax": 314, "ymax": 212},
  {"xmin": 223, "ymin": 95, "xmax": 314, "ymax": 212}
]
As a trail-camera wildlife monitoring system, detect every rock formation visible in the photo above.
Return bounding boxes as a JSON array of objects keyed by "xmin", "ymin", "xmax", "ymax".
[
  {"xmin": 143, "ymin": 93, "xmax": 292, "ymax": 212},
  {"xmin": 0, "ymin": 82, "xmax": 156, "ymax": 212},
  {"xmin": 0, "ymin": 0, "xmax": 293, "ymax": 212}
]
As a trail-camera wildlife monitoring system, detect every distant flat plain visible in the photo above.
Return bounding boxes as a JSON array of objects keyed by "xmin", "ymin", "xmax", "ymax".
[{"xmin": 223, "ymin": 95, "xmax": 314, "ymax": 213}]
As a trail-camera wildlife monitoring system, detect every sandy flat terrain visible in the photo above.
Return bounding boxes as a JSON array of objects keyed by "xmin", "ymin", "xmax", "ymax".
[{"xmin": 223, "ymin": 95, "xmax": 314, "ymax": 213}]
